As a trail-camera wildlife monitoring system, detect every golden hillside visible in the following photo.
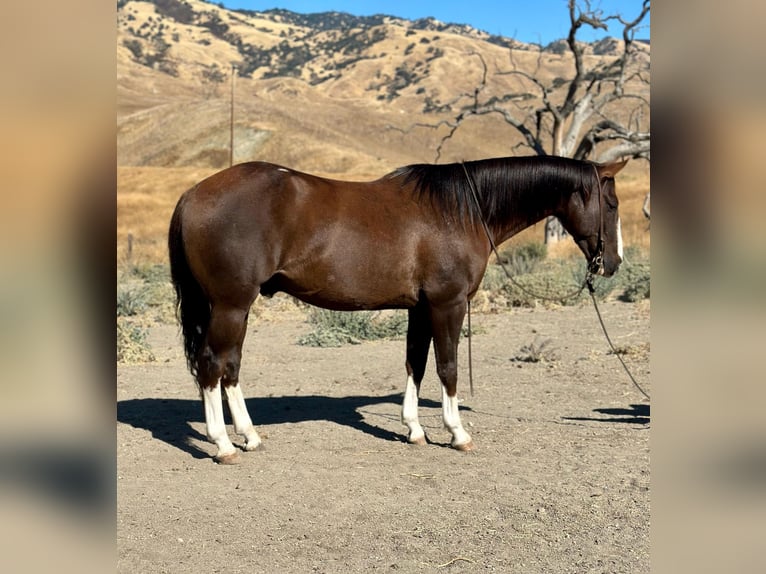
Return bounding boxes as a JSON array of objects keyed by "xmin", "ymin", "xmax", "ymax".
[{"xmin": 117, "ymin": 0, "xmax": 650, "ymax": 263}]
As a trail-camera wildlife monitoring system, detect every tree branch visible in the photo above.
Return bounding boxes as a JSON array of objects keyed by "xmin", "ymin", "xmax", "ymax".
[{"xmin": 390, "ymin": 1, "xmax": 650, "ymax": 168}]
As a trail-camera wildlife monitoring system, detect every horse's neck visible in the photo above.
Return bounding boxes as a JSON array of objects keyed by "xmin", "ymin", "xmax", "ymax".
[{"xmin": 488, "ymin": 184, "xmax": 563, "ymax": 246}]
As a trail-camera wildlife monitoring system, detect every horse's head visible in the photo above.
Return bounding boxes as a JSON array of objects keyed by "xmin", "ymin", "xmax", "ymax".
[{"xmin": 561, "ymin": 159, "xmax": 628, "ymax": 278}]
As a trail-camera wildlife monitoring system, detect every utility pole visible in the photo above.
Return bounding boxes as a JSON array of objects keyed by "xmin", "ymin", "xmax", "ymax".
[{"xmin": 229, "ymin": 64, "xmax": 237, "ymax": 167}]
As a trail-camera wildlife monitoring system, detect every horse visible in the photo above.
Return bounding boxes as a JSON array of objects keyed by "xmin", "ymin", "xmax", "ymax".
[{"xmin": 168, "ymin": 155, "xmax": 626, "ymax": 463}]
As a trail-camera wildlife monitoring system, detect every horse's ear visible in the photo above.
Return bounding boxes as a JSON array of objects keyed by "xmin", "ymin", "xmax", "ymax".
[{"xmin": 597, "ymin": 159, "xmax": 628, "ymax": 179}]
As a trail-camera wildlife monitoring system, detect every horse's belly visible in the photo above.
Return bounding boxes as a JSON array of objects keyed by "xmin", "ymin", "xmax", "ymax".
[
  {"xmin": 297, "ymin": 290, "xmax": 417, "ymax": 311},
  {"xmin": 264, "ymin": 266, "xmax": 420, "ymax": 311}
]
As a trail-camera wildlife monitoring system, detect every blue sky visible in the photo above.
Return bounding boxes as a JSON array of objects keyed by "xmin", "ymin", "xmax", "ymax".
[{"xmin": 216, "ymin": 0, "xmax": 650, "ymax": 45}]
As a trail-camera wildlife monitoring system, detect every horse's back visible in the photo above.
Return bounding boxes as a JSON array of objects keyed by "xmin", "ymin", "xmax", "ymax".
[{"xmin": 174, "ymin": 161, "xmax": 487, "ymax": 311}]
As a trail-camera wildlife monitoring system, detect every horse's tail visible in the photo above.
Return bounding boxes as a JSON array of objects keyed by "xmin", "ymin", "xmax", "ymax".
[{"xmin": 168, "ymin": 192, "xmax": 208, "ymax": 379}]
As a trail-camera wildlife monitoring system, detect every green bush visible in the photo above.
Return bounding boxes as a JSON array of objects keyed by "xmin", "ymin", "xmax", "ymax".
[
  {"xmin": 480, "ymin": 243, "xmax": 650, "ymax": 307},
  {"xmin": 497, "ymin": 242, "xmax": 547, "ymax": 275},
  {"xmin": 298, "ymin": 309, "xmax": 408, "ymax": 347},
  {"xmin": 117, "ymin": 319, "xmax": 155, "ymax": 363},
  {"xmin": 502, "ymin": 258, "xmax": 590, "ymax": 307},
  {"xmin": 118, "ymin": 263, "xmax": 176, "ymax": 323},
  {"xmin": 571, "ymin": 265, "xmax": 617, "ymax": 302},
  {"xmin": 618, "ymin": 260, "xmax": 650, "ymax": 302},
  {"xmin": 117, "ymin": 284, "xmax": 148, "ymax": 317},
  {"xmin": 590, "ymin": 246, "xmax": 650, "ymax": 302},
  {"xmin": 479, "ymin": 264, "xmax": 508, "ymax": 294},
  {"xmin": 482, "ymin": 242, "xmax": 578, "ymax": 308}
]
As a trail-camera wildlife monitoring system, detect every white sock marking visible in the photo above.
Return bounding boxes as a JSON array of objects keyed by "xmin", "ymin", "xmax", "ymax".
[
  {"xmin": 202, "ymin": 383, "xmax": 237, "ymax": 458},
  {"xmin": 225, "ymin": 383, "xmax": 262, "ymax": 450},
  {"xmin": 442, "ymin": 386, "xmax": 472, "ymax": 447},
  {"xmin": 401, "ymin": 375, "xmax": 425, "ymax": 443},
  {"xmin": 617, "ymin": 217, "xmax": 624, "ymax": 261}
]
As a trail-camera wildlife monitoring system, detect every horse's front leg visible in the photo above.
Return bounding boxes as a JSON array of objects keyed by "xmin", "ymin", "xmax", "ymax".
[
  {"xmin": 440, "ymin": 383, "xmax": 473, "ymax": 451},
  {"xmin": 430, "ymin": 301, "xmax": 474, "ymax": 451}
]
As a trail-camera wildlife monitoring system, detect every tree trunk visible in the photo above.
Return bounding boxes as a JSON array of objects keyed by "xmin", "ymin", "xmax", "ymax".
[
  {"xmin": 545, "ymin": 217, "xmax": 567, "ymax": 244},
  {"xmin": 545, "ymin": 119, "xmax": 568, "ymax": 245}
]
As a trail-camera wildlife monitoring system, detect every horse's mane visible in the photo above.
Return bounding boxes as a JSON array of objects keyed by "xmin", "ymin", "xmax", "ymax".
[{"xmin": 389, "ymin": 156, "xmax": 593, "ymax": 227}]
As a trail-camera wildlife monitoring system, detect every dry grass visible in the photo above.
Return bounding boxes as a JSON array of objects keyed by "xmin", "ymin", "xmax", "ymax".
[{"xmin": 117, "ymin": 166, "xmax": 217, "ymax": 264}]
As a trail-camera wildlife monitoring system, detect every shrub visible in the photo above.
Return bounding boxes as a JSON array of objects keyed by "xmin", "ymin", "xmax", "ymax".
[
  {"xmin": 480, "ymin": 241, "xmax": 652, "ymax": 307},
  {"xmin": 497, "ymin": 241, "xmax": 547, "ymax": 275},
  {"xmin": 129, "ymin": 262, "xmax": 170, "ymax": 284},
  {"xmin": 618, "ymin": 261, "xmax": 650, "ymax": 302},
  {"xmin": 504, "ymin": 258, "xmax": 589, "ymax": 307},
  {"xmin": 511, "ymin": 337, "xmax": 558, "ymax": 363},
  {"xmin": 123, "ymin": 38, "xmax": 143, "ymax": 60},
  {"xmin": 298, "ymin": 309, "xmax": 407, "ymax": 347},
  {"xmin": 153, "ymin": 0, "xmax": 196, "ymax": 25},
  {"xmin": 117, "ymin": 319, "xmax": 155, "ymax": 363},
  {"xmin": 117, "ymin": 284, "xmax": 148, "ymax": 317},
  {"xmin": 571, "ymin": 264, "xmax": 617, "ymax": 301},
  {"xmin": 479, "ymin": 246, "xmax": 653, "ymax": 308},
  {"xmin": 118, "ymin": 263, "xmax": 176, "ymax": 323},
  {"xmin": 567, "ymin": 248, "xmax": 651, "ymax": 303},
  {"xmin": 480, "ymin": 264, "xmax": 509, "ymax": 294}
]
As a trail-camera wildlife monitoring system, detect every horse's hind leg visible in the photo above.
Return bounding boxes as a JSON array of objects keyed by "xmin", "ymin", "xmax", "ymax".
[
  {"xmin": 201, "ymin": 383, "xmax": 238, "ymax": 464},
  {"xmin": 198, "ymin": 305, "xmax": 253, "ymax": 464},
  {"xmin": 222, "ymin": 313, "xmax": 263, "ymax": 452},
  {"xmin": 402, "ymin": 301, "xmax": 432, "ymax": 445}
]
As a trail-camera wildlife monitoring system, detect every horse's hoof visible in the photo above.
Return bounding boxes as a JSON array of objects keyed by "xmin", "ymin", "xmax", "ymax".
[
  {"xmin": 408, "ymin": 435, "xmax": 428, "ymax": 446},
  {"xmin": 215, "ymin": 451, "xmax": 242, "ymax": 465},
  {"xmin": 244, "ymin": 441, "xmax": 265, "ymax": 452},
  {"xmin": 452, "ymin": 440, "xmax": 475, "ymax": 452}
]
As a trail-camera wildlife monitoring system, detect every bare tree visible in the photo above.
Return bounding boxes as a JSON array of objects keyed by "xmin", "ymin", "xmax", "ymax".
[{"xmin": 404, "ymin": 0, "xmax": 650, "ymax": 243}]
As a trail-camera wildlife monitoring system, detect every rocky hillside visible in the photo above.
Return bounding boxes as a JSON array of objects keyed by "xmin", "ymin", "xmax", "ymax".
[{"xmin": 117, "ymin": 0, "xmax": 650, "ymax": 176}]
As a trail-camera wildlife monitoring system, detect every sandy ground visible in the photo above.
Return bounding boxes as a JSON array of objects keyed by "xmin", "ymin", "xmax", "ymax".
[{"xmin": 117, "ymin": 300, "xmax": 650, "ymax": 573}]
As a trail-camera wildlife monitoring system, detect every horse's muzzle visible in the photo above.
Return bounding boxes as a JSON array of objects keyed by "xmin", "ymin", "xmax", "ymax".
[
  {"xmin": 589, "ymin": 252, "xmax": 622, "ymax": 277},
  {"xmin": 588, "ymin": 254, "xmax": 604, "ymax": 276},
  {"xmin": 600, "ymin": 256, "xmax": 622, "ymax": 277}
]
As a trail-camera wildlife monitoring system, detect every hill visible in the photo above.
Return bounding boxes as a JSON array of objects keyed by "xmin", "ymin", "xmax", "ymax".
[
  {"xmin": 117, "ymin": 0, "xmax": 650, "ymax": 263},
  {"xmin": 118, "ymin": 0, "xmax": 649, "ymax": 172}
]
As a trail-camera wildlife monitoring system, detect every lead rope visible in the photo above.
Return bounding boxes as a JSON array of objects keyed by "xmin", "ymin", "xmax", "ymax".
[
  {"xmin": 467, "ymin": 300, "xmax": 474, "ymax": 397},
  {"xmin": 586, "ymin": 278, "xmax": 651, "ymax": 400},
  {"xmin": 460, "ymin": 161, "xmax": 650, "ymax": 402}
]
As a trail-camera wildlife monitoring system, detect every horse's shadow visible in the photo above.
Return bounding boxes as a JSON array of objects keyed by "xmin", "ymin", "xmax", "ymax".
[
  {"xmin": 117, "ymin": 393, "xmax": 445, "ymax": 459},
  {"xmin": 562, "ymin": 403, "xmax": 650, "ymax": 425}
]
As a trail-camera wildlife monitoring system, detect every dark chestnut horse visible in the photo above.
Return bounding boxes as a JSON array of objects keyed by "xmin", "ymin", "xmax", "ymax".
[{"xmin": 169, "ymin": 155, "xmax": 626, "ymax": 463}]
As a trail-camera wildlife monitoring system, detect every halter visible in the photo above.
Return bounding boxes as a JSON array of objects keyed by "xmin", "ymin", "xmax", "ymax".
[{"xmin": 587, "ymin": 164, "xmax": 606, "ymax": 276}]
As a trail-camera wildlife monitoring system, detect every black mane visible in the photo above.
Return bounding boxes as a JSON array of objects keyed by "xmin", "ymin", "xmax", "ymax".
[{"xmin": 391, "ymin": 156, "xmax": 594, "ymax": 228}]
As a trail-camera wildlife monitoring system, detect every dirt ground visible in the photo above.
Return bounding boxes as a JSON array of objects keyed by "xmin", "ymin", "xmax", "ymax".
[{"xmin": 117, "ymin": 299, "xmax": 650, "ymax": 573}]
